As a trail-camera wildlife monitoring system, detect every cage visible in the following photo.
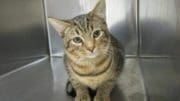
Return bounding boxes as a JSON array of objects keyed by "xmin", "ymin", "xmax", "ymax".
[{"xmin": 0, "ymin": 0, "xmax": 180, "ymax": 101}]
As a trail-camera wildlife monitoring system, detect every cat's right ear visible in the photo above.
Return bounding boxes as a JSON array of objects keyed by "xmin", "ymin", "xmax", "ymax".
[
  {"xmin": 89, "ymin": 0, "xmax": 106, "ymax": 20},
  {"xmin": 48, "ymin": 17, "xmax": 71, "ymax": 37}
]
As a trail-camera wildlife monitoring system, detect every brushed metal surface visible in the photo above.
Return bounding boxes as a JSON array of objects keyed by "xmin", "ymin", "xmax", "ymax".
[
  {"xmin": 46, "ymin": 0, "xmax": 138, "ymax": 56},
  {"xmin": 0, "ymin": 57, "xmax": 53, "ymax": 101},
  {"xmin": 0, "ymin": 0, "xmax": 48, "ymax": 61},
  {"xmin": 0, "ymin": 57, "xmax": 42, "ymax": 76},
  {"xmin": 0, "ymin": 57, "xmax": 146, "ymax": 101},
  {"xmin": 0, "ymin": 0, "xmax": 49, "ymax": 74},
  {"xmin": 140, "ymin": 58, "xmax": 180, "ymax": 101},
  {"xmin": 139, "ymin": 0, "xmax": 180, "ymax": 57}
]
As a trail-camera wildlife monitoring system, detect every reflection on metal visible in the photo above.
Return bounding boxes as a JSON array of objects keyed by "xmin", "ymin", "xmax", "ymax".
[
  {"xmin": 140, "ymin": 0, "xmax": 180, "ymax": 57},
  {"xmin": 79, "ymin": 0, "xmax": 96, "ymax": 13},
  {"xmin": 0, "ymin": 0, "xmax": 48, "ymax": 74},
  {"xmin": 107, "ymin": 0, "xmax": 138, "ymax": 56},
  {"xmin": 0, "ymin": 57, "xmax": 54, "ymax": 101},
  {"xmin": 140, "ymin": 58, "xmax": 180, "ymax": 101}
]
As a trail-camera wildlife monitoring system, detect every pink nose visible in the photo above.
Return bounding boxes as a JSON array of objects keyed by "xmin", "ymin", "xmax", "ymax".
[{"xmin": 86, "ymin": 41, "xmax": 94, "ymax": 52}]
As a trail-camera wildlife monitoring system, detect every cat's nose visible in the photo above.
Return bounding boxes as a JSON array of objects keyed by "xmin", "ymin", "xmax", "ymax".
[
  {"xmin": 86, "ymin": 41, "xmax": 95, "ymax": 53},
  {"xmin": 87, "ymin": 47, "xmax": 94, "ymax": 53},
  {"xmin": 86, "ymin": 44, "xmax": 94, "ymax": 53}
]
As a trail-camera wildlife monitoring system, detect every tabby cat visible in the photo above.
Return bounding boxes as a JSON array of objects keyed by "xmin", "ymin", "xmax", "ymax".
[{"xmin": 48, "ymin": 0, "xmax": 124, "ymax": 101}]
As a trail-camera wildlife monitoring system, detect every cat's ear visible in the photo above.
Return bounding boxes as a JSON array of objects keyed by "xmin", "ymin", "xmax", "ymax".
[
  {"xmin": 90, "ymin": 0, "xmax": 106, "ymax": 20},
  {"xmin": 48, "ymin": 17, "xmax": 71, "ymax": 37}
]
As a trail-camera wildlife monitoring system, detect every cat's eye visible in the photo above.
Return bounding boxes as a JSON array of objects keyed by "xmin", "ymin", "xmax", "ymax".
[
  {"xmin": 72, "ymin": 37, "xmax": 82, "ymax": 43},
  {"xmin": 93, "ymin": 30, "xmax": 102, "ymax": 39}
]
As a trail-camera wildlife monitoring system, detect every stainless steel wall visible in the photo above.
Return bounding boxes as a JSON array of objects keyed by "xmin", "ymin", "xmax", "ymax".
[
  {"xmin": 139, "ymin": 1, "xmax": 180, "ymax": 100},
  {"xmin": 0, "ymin": 0, "xmax": 48, "ymax": 74},
  {"xmin": 139, "ymin": 0, "xmax": 180, "ymax": 57},
  {"xmin": 47, "ymin": 0, "xmax": 138, "ymax": 57},
  {"xmin": 47, "ymin": 0, "xmax": 180, "ymax": 58}
]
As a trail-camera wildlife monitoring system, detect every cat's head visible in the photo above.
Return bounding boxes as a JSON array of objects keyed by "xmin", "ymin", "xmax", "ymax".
[{"xmin": 48, "ymin": 0, "xmax": 110, "ymax": 61}]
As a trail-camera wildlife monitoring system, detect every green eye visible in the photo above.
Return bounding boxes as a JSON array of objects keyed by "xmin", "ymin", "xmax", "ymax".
[
  {"xmin": 73, "ymin": 37, "xmax": 82, "ymax": 43},
  {"xmin": 93, "ymin": 30, "xmax": 102, "ymax": 38}
]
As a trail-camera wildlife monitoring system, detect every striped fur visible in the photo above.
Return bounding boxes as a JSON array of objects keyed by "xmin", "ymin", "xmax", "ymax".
[{"xmin": 48, "ymin": 0, "xmax": 124, "ymax": 101}]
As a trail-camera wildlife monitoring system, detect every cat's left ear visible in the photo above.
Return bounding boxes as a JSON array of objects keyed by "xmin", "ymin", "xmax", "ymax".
[
  {"xmin": 48, "ymin": 17, "xmax": 71, "ymax": 37},
  {"xmin": 90, "ymin": 0, "xmax": 106, "ymax": 20}
]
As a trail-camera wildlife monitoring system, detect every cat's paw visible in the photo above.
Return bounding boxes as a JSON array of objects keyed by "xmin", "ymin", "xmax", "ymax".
[
  {"xmin": 75, "ymin": 94, "xmax": 91, "ymax": 101},
  {"xmin": 94, "ymin": 94, "xmax": 110, "ymax": 101}
]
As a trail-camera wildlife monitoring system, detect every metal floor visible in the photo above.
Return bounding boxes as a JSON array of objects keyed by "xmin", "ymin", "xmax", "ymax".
[
  {"xmin": 0, "ymin": 57, "xmax": 147, "ymax": 101},
  {"xmin": 1, "ymin": 56, "xmax": 179, "ymax": 101},
  {"xmin": 140, "ymin": 58, "xmax": 180, "ymax": 101}
]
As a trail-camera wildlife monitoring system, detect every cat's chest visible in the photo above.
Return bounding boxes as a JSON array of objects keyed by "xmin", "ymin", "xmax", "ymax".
[{"xmin": 73, "ymin": 69, "xmax": 111, "ymax": 90}]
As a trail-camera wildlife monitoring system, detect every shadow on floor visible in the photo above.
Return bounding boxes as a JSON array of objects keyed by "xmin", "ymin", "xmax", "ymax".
[{"xmin": 111, "ymin": 85, "xmax": 126, "ymax": 101}]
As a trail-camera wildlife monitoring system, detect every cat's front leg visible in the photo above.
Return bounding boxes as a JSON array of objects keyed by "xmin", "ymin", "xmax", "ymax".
[
  {"xmin": 94, "ymin": 81, "xmax": 114, "ymax": 101},
  {"xmin": 75, "ymin": 88, "xmax": 90, "ymax": 101},
  {"xmin": 71, "ymin": 79, "xmax": 91, "ymax": 101}
]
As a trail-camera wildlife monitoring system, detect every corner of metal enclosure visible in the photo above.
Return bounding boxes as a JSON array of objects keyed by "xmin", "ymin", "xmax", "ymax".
[{"xmin": 42, "ymin": 0, "xmax": 53, "ymax": 57}]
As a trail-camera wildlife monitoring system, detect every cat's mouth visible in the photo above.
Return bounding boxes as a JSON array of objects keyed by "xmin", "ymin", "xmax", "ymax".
[{"xmin": 86, "ymin": 53, "xmax": 97, "ymax": 58}]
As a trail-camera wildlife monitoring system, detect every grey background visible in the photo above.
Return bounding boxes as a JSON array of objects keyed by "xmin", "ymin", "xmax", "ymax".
[
  {"xmin": 139, "ymin": 0, "xmax": 180, "ymax": 57},
  {"xmin": 0, "ymin": 0, "xmax": 49, "ymax": 75}
]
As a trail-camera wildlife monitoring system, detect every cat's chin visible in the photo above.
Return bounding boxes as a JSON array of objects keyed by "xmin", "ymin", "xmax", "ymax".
[
  {"xmin": 86, "ymin": 55, "xmax": 96, "ymax": 59},
  {"xmin": 77, "ymin": 53, "xmax": 97, "ymax": 62},
  {"xmin": 86, "ymin": 53, "xmax": 97, "ymax": 59}
]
